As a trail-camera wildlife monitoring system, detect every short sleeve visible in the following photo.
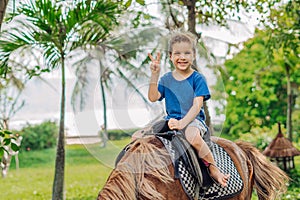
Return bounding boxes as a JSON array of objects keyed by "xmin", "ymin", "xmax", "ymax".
[
  {"xmin": 194, "ymin": 73, "xmax": 210, "ymax": 101},
  {"xmin": 158, "ymin": 77, "xmax": 165, "ymax": 101}
]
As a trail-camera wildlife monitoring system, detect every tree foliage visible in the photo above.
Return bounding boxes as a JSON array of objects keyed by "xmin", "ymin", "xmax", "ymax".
[
  {"xmin": 223, "ymin": 30, "xmax": 300, "ymax": 136},
  {"xmin": 0, "ymin": 129, "xmax": 20, "ymax": 160},
  {"xmin": 267, "ymin": 0, "xmax": 299, "ymax": 60},
  {"xmin": 265, "ymin": 0, "xmax": 300, "ymax": 140}
]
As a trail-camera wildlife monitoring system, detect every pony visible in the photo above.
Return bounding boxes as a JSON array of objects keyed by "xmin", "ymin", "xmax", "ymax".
[{"xmin": 97, "ymin": 135, "xmax": 289, "ymax": 200}]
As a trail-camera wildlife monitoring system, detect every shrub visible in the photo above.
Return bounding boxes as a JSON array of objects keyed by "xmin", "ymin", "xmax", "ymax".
[
  {"xmin": 99, "ymin": 129, "xmax": 137, "ymax": 140},
  {"xmin": 19, "ymin": 120, "xmax": 58, "ymax": 151}
]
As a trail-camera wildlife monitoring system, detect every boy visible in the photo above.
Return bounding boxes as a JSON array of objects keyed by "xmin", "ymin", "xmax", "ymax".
[{"xmin": 147, "ymin": 31, "xmax": 230, "ymax": 187}]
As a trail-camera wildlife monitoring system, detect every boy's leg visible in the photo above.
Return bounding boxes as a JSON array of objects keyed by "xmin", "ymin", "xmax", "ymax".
[{"xmin": 185, "ymin": 126, "xmax": 230, "ymax": 187}]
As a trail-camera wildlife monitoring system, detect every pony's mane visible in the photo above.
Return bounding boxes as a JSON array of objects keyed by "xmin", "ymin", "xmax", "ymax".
[
  {"xmin": 98, "ymin": 166, "xmax": 136, "ymax": 200},
  {"xmin": 101, "ymin": 136, "xmax": 173, "ymax": 200}
]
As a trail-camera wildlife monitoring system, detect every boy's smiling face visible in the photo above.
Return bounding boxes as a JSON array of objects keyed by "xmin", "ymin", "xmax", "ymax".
[{"xmin": 169, "ymin": 41, "xmax": 195, "ymax": 72}]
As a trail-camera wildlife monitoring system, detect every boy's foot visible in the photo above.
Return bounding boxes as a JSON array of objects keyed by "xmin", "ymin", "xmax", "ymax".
[{"xmin": 208, "ymin": 164, "xmax": 230, "ymax": 187}]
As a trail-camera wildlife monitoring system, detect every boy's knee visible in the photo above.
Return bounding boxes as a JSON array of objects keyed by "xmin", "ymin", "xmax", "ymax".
[{"xmin": 185, "ymin": 126, "xmax": 203, "ymax": 144}]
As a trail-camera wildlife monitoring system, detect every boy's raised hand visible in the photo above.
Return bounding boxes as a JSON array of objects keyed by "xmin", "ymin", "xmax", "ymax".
[{"xmin": 148, "ymin": 52, "xmax": 161, "ymax": 74}]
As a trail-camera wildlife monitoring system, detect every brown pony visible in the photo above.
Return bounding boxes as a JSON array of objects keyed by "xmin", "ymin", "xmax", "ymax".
[{"xmin": 97, "ymin": 135, "xmax": 289, "ymax": 200}]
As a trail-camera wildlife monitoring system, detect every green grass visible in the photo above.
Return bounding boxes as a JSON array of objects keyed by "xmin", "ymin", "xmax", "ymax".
[
  {"xmin": 1, "ymin": 137, "xmax": 299, "ymax": 200},
  {"xmin": 0, "ymin": 138, "xmax": 131, "ymax": 200}
]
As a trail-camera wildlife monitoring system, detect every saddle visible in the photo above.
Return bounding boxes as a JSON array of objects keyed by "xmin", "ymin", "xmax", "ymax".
[
  {"xmin": 114, "ymin": 131, "xmax": 212, "ymax": 198},
  {"xmin": 155, "ymin": 131, "xmax": 214, "ymax": 200},
  {"xmin": 156, "ymin": 131, "xmax": 244, "ymax": 200},
  {"xmin": 116, "ymin": 129, "xmax": 244, "ymax": 200}
]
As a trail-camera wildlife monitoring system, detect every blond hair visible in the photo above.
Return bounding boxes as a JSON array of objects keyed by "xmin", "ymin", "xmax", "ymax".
[{"xmin": 168, "ymin": 31, "xmax": 197, "ymax": 54}]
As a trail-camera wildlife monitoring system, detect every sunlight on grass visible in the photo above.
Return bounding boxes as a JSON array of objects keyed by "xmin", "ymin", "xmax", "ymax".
[
  {"xmin": 0, "ymin": 167, "xmax": 54, "ymax": 200},
  {"xmin": 65, "ymin": 164, "xmax": 111, "ymax": 200}
]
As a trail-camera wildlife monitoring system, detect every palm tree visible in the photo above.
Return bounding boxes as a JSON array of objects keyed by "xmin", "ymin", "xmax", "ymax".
[
  {"xmin": 0, "ymin": 0, "xmax": 122, "ymax": 199},
  {"xmin": 71, "ymin": 28, "xmax": 165, "ymax": 147}
]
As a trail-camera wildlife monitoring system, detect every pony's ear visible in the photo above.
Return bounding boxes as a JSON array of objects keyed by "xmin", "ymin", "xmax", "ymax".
[
  {"xmin": 132, "ymin": 125, "xmax": 153, "ymax": 140},
  {"xmin": 115, "ymin": 144, "xmax": 130, "ymax": 167},
  {"xmin": 152, "ymin": 120, "xmax": 169, "ymax": 133}
]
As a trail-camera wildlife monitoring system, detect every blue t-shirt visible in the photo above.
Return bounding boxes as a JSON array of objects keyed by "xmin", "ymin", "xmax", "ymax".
[{"xmin": 158, "ymin": 71, "xmax": 210, "ymax": 122}]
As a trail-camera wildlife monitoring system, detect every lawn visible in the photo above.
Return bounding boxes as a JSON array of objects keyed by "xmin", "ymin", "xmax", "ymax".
[
  {"xmin": 0, "ymin": 138, "xmax": 131, "ymax": 200},
  {"xmin": 1, "ymin": 137, "xmax": 299, "ymax": 200}
]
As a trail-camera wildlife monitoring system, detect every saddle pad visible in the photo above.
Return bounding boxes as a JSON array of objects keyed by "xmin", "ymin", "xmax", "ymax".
[{"xmin": 157, "ymin": 136, "xmax": 243, "ymax": 200}]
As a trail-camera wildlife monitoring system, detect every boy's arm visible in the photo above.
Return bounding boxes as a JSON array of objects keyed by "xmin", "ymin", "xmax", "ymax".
[
  {"xmin": 168, "ymin": 96, "xmax": 203, "ymax": 130},
  {"xmin": 148, "ymin": 52, "xmax": 161, "ymax": 102},
  {"xmin": 148, "ymin": 73, "xmax": 161, "ymax": 102}
]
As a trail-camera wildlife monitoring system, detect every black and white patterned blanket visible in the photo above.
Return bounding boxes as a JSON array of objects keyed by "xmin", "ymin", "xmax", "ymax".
[{"xmin": 157, "ymin": 136, "xmax": 244, "ymax": 200}]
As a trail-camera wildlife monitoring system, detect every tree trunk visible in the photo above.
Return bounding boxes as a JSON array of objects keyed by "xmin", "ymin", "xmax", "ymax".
[
  {"xmin": 52, "ymin": 56, "xmax": 66, "ymax": 200},
  {"xmin": 286, "ymin": 63, "xmax": 292, "ymax": 141},
  {"xmin": 3, "ymin": 118, "xmax": 9, "ymax": 130},
  {"xmin": 183, "ymin": 0, "xmax": 213, "ymax": 134},
  {"xmin": 0, "ymin": 0, "xmax": 9, "ymax": 31},
  {"xmin": 1, "ymin": 118, "xmax": 10, "ymax": 178},
  {"xmin": 99, "ymin": 58, "xmax": 108, "ymax": 147},
  {"xmin": 100, "ymin": 71, "xmax": 108, "ymax": 147},
  {"xmin": 184, "ymin": 0, "xmax": 197, "ymax": 36}
]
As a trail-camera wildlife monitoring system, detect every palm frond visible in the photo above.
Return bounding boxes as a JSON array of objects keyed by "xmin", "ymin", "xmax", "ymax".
[
  {"xmin": 116, "ymin": 68, "xmax": 150, "ymax": 106},
  {"xmin": 71, "ymin": 21, "xmax": 108, "ymax": 49},
  {"xmin": 102, "ymin": 27, "xmax": 165, "ymax": 60},
  {"xmin": 69, "ymin": 0, "xmax": 122, "ymax": 50},
  {"xmin": 0, "ymin": 30, "xmax": 35, "ymax": 72},
  {"xmin": 43, "ymin": 44, "xmax": 60, "ymax": 69},
  {"xmin": 71, "ymin": 53, "xmax": 93, "ymax": 112},
  {"xmin": 115, "ymin": 56, "xmax": 149, "ymax": 78},
  {"xmin": 20, "ymin": 0, "xmax": 59, "ymax": 35},
  {"xmin": 0, "ymin": 0, "xmax": 64, "ymax": 73}
]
